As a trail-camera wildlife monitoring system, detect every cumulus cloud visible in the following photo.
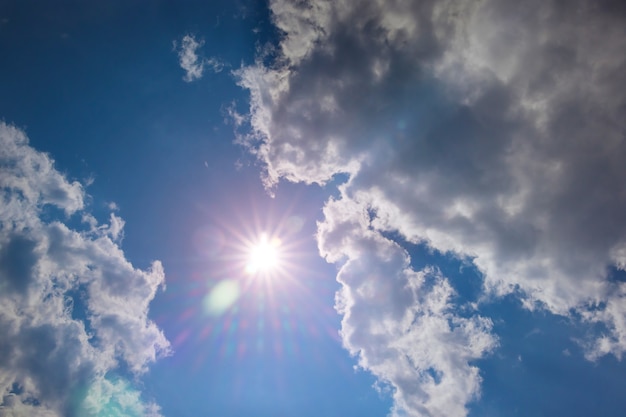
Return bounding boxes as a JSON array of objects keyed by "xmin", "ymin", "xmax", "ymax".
[
  {"xmin": 319, "ymin": 195, "xmax": 496, "ymax": 417},
  {"xmin": 0, "ymin": 122, "xmax": 169, "ymax": 416},
  {"xmin": 237, "ymin": 0, "xmax": 626, "ymax": 415},
  {"xmin": 176, "ymin": 34, "xmax": 224, "ymax": 82}
]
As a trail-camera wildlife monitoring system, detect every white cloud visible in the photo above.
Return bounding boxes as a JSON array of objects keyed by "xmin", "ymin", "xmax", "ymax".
[
  {"xmin": 318, "ymin": 195, "xmax": 496, "ymax": 417},
  {"xmin": 176, "ymin": 34, "xmax": 224, "ymax": 82},
  {"xmin": 177, "ymin": 34, "xmax": 205, "ymax": 82},
  {"xmin": 238, "ymin": 0, "xmax": 626, "ymax": 415},
  {"xmin": 78, "ymin": 378, "xmax": 163, "ymax": 417},
  {"xmin": 0, "ymin": 122, "xmax": 169, "ymax": 416}
]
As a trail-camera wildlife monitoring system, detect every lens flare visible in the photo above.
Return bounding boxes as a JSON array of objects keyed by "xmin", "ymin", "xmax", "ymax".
[{"xmin": 204, "ymin": 279, "xmax": 240, "ymax": 316}]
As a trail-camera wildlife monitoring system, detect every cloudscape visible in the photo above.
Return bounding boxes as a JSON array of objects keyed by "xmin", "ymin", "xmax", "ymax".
[{"xmin": 2, "ymin": 1, "xmax": 626, "ymax": 416}]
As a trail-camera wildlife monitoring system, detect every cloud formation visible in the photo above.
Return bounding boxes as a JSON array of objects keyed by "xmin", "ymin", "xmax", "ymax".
[
  {"xmin": 0, "ymin": 123, "xmax": 169, "ymax": 416},
  {"xmin": 238, "ymin": 0, "xmax": 626, "ymax": 415},
  {"xmin": 176, "ymin": 34, "xmax": 223, "ymax": 82},
  {"xmin": 318, "ymin": 196, "xmax": 496, "ymax": 417}
]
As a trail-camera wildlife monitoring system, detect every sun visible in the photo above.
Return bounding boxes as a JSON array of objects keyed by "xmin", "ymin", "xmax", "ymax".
[{"xmin": 245, "ymin": 233, "xmax": 282, "ymax": 275}]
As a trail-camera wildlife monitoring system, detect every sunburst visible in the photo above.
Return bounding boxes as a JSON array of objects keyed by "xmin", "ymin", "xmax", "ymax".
[{"xmin": 245, "ymin": 233, "xmax": 282, "ymax": 275}]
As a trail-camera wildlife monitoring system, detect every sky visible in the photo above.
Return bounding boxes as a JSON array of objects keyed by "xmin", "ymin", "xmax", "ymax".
[{"xmin": 2, "ymin": 0, "xmax": 626, "ymax": 416}]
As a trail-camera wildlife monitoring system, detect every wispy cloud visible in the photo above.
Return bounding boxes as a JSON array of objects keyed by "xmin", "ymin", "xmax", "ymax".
[
  {"xmin": 177, "ymin": 34, "xmax": 205, "ymax": 82},
  {"xmin": 0, "ymin": 122, "xmax": 169, "ymax": 416},
  {"xmin": 238, "ymin": 0, "xmax": 626, "ymax": 415},
  {"xmin": 176, "ymin": 34, "xmax": 224, "ymax": 82}
]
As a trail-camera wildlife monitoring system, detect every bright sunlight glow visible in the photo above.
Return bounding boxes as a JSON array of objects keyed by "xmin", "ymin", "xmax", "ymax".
[{"xmin": 245, "ymin": 234, "xmax": 281, "ymax": 275}]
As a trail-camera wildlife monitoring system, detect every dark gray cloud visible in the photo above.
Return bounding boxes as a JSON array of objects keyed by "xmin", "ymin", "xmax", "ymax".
[
  {"xmin": 238, "ymin": 0, "xmax": 626, "ymax": 415},
  {"xmin": 0, "ymin": 123, "xmax": 168, "ymax": 417}
]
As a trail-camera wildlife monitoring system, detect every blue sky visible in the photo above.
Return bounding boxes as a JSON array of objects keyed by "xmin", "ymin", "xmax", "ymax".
[{"xmin": 2, "ymin": 1, "xmax": 626, "ymax": 416}]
